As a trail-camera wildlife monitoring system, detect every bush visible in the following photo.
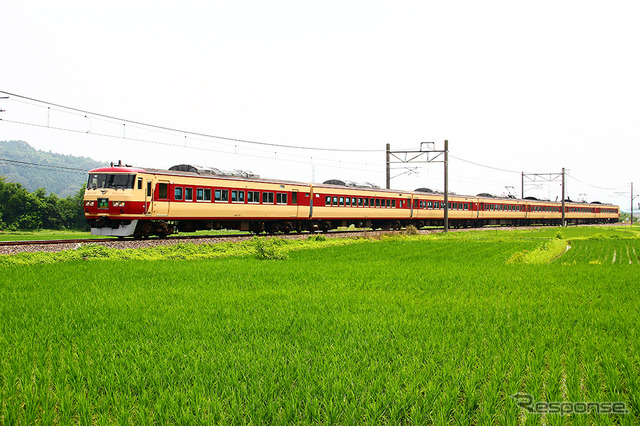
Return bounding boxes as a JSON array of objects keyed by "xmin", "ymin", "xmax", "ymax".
[
  {"xmin": 253, "ymin": 237, "xmax": 288, "ymax": 260},
  {"xmin": 404, "ymin": 225, "xmax": 419, "ymax": 235}
]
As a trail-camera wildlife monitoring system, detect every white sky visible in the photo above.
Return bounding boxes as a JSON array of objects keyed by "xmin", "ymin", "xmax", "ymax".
[{"xmin": 2, "ymin": 1, "xmax": 639, "ymax": 210}]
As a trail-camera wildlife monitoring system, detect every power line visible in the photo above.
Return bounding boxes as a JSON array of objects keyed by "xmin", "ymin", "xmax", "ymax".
[
  {"xmin": 6, "ymin": 96, "xmax": 380, "ymax": 169},
  {"xmin": 567, "ymin": 175, "xmax": 628, "ymax": 191},
  {"xmin": 0, "ymin": 158, "xmax": 88, "ymax": 174},
  {"xmin": 449, "ymin": 154, "xmax": 521, "ymax": 174},
  {"xmin": 0, "ymin": 118, "xmax": 385, "ymax": 175},
  {"xmin": 0, "ymin": 90, "xmax": 385, "ymax": 153}
]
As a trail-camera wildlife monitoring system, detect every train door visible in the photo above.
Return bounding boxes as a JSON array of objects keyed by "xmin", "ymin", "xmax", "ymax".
[
  {"xmin": 154, "ymin": 180, "xmax": 170, "ymax": 216},
  {"xmin": 145, "ymin": 180, "xmax": 153, "ymax": 215},
  {"xmin": 291, "ymin": 189, "xmax": 299, "ymax": 217},
  {"xmin": 308, "ymin": 187, "xmax": 314, "ymax": 218}
]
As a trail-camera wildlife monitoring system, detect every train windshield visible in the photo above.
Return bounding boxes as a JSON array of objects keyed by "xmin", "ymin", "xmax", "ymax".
[{"xmin": 87, "ymin": 173, "xmax": 136, "ymax": 189}]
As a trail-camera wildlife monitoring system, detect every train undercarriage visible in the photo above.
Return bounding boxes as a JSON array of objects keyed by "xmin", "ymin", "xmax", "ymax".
[{"xmin": 90, "ymin": 216, "xmax": 619, "ymax": 238}]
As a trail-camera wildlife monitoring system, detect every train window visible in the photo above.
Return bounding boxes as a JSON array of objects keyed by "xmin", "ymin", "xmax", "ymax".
[
  {"xmin": 137, "ymin": 178, "xmax": 143, "ymax": 190},
  {"xmin": 291, "ymin": 192, "xmax": 297, "ymax": 204},
  {"xmin": 262, "ymin": 192, "xmax": 274, "ymax": 204},
  {"xmin": 339, "ymin": 197, "xmax": 345, "ymax": 206},
  {"xmin": 427, "ymin": 201, "xmax": 432, "ymax": 209},
  {"xmin": 326, "ymin": 196, "xmax": 331, "ymax": 206},
  {"xmin": 158, "ymin": 183, "xmax": 168, "ymax": 200},
  {"xmin": 238, "ymin": 191, "xmax": 245, "ymax": 202},
  {"xmin": 185, "ymin": 187, "xmax": 193, "ymax": 201},
  {"xmin": 174, "ymin": 187, "xmax": 183, "ymax": 201},
  {"xmin": 87, "ymin": 173, "xmax": 136, "ymax": 190},
  {"xmin": 392, "ymin": 200, "xmax": 396, "ymax": 208},
  {"xmin": 276, "ymin": 193, "xmax": 288, "ymax": 204},
  {"xmin": 232, "ymin": 190, "xmax": 244, "ymax": 202},
  {"xmin": 465, "ymin": 203, "xmax": 469, "ymax": 210},
  {"xmin": 345, "ymin": 197, "xmax": 351, "ymax": 206},
  {"xmin": 247, "ymin": 191, "xmax": 259, "ymax": 203},
  {"xmin": 147, "ymin": 181, "xmax": 152, "ymax": 197},
  {"xmin": 364, "ymin": 198, "xmax": 369, "ymax": 207},
  {"xmin": 204, "ymin": 189, "xmax": 211, "ymax": 201},
  {"xmin": 358, "ymin": 198, "xmax": 363, "ymax": 206},
  {"xmin": 215, "ymin": 189, "xmax": 221, "ymax": 201},
  {"xmin": 221, "ymin": 190, "xmax": 228, "ymax": 202},
  {"xmin": 332, "ymin": 196, "xmax": 338, "ymax": 205},
  {"xmin": 196, "ymin": 188, "xmax": 203, "ymax": 201},
  {"xmin": 352, "ymin": 197, "xmax": 357, "ymax": 206},
  {"xmin": 386, "ymin": 199, "xmax": 391, "ymax": 208},
  {"xmin": 369, "ymin": 198, "xmax": 374, "ymax": 207},
  {"xmin": 375, "ymin": 199, "xmax": 380, "ymax": 207}
]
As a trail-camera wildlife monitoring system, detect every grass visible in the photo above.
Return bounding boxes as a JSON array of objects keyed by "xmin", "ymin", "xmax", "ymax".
[
  {"xmin": 0, "ymin": 229, "xmax": 103, "ymax": 241},
  {"xmin": 0, "ymin": 226, "xmax": 638, "ymax": 424}
]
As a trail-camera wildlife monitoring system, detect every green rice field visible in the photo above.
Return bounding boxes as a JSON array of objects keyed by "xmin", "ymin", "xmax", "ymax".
[{"xmin": 0, "ymin": 226, "xmax": 638, "ymax": 424}]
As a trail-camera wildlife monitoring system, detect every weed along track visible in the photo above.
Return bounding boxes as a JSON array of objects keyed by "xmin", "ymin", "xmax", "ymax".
[{"xmin": 0, "ymin": 225, "xmax": 638, "ymax": 423}]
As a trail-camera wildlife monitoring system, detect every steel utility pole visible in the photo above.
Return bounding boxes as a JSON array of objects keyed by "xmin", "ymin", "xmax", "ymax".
[
  {"xmin": 385, "ymin": 143, "xmax": 391, "ymax": 190},
  {"xmin": 562, "ymin": 167, "xmax": 566, "ymax": 226},
  {"xmin": 632, "ymin": 182, "xmax": 635, "ymax": 226},
  {"xmin": 444, "ymin": 140, "xmax": 449, "ymax": 233},
  {"xmin": 385, "ymin": 140, "xmax": 450, "ymax": 232}
]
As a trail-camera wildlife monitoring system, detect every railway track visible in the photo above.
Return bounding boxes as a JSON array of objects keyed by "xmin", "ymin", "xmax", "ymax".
[
  {"xmin": 0, "ymin": 229, "xmax": 376, "ymax": 254},
  {"xmin": 0, "ymin": 229, "xmax": 374, "ymax": 247}
]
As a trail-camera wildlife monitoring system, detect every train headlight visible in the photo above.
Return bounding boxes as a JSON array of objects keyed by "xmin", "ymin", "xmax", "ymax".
[
  {"xmin": 112, "ymin": 201, "xmax": 126, "ymax": 207},
  {"xmin": 85, "ymin": 201, "xmax": 95, "ymax": 206}
]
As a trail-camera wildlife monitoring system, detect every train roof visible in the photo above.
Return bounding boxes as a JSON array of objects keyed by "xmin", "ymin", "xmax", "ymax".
[{"xmin": 87, "ymin": 165, "xmax": 618, "ymax": 207}]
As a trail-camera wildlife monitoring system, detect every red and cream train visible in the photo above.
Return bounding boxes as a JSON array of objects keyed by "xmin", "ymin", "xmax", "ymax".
[{"xmin": 83, "ymin": 164, "xmax": 620, "ymax": 237}]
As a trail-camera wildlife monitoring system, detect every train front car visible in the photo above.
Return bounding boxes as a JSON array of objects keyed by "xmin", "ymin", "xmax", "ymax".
[{"xmin": 83, "ymin": 166, "xmax": 148, "ymax": 237}]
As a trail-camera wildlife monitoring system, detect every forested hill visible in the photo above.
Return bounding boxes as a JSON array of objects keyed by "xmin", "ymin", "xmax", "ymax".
[{"xmin": 0, "ymin": 140, "xmax": 106, "ymax": 197}]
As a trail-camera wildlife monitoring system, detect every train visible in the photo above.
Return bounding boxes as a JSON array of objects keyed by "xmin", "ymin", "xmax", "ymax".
[{"xmin": 83, "ymin": 163, "xmax": 620, "ymax": 238}]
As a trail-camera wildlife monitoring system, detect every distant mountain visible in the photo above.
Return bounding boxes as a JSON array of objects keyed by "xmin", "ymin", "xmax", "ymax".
[{"xmin": 0, "ymin": 140, "xmax": 107, "ymax": 197}]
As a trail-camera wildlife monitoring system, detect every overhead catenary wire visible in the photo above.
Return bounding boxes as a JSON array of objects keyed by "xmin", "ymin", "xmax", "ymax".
[
  {"xmin": 0, "ymin": 90, "xmax": 385, "ymax": 153},
  {"xmin": 1, "ymin": 91, "xmax": 630, "ymax": 203},
  {"xmin": 0, "ymin": 118, "xmax": 386, "ymax": 175},
  {"xmin": 567, "ymin": 175, "xmax": 628, "ymax": 192},
  {"xmin": 3, "ymin": 96, "xmax": 382, "ymax": 169},
  {"xmin": 0, "ymin": 158, "xmax": 88, "ymax": 174}
]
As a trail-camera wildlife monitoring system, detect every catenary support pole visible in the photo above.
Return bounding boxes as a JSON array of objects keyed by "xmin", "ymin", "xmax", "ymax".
[
  {"xmin": 561, "ymin": 167, "xmax": 566, "ymax": 226},
  {"xmin": 444, "ymin": 139, "xmax": 449, "ymax": 233},
  {"xmin": 385, "ymin": 143, "xmax": 390, "ymax": 190}
]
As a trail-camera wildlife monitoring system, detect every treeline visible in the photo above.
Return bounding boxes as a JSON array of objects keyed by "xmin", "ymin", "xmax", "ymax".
[
  {"xmin": 0, "ymin": 140, "xmax": 106, "ymax": 197},
  {"xmin": 0, "ymin": 176, "xmax": 88, "ymax": 231}
]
